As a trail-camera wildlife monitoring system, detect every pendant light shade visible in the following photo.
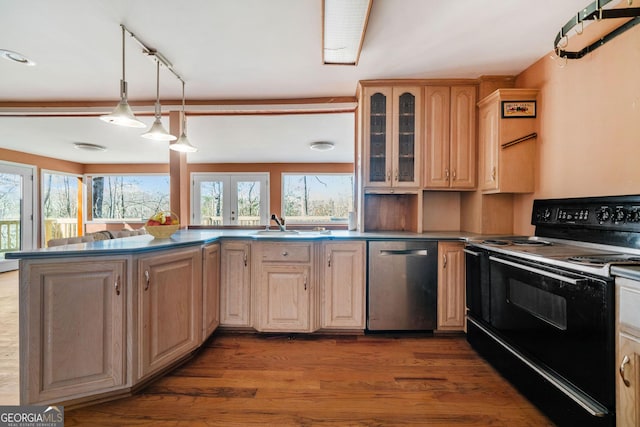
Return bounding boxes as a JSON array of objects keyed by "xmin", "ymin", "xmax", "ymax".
[
  {"xmin": 100, "ymin": 25, "xmax": 145, "ymax": 128},
  {"xmin": 142, "ymin": 60, "xmax": 176, "ymax": 141},
  {"xmin": 170, "ymin": 81, "xmax": 197, "ymax": 152}
]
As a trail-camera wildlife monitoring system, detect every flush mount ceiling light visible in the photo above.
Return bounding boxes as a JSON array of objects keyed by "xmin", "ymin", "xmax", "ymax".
[
  {"xmin": 0, "ymin": 49, "xmax": 36, "ymax": 66},
  {"xmin": 170, "ymin": 81, "xmax": 198, "ymax": 153},
  {"xmin": 141, "ymin": 59, "xmax": 176, "ymax": 141},
  {"xmin": 310, "ymin": 141, "xmax": 335, "ymax": 151},
  {"xmin": 73, "ymin": 142, "xmax": 107, "ymax": 151},
  {"xmin": 100, "ymin": 25, "xmax": 145, "ymax": 128},
  {"xmin": 322, "ymin": 0, "xmax": 372, "ymax": 65}
]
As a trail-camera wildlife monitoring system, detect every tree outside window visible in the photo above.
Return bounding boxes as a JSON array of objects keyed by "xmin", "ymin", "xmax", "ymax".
[
  {"xmin": 42, "ymin": 172, "xmax": 79, "ymax": 242},
  {"xmin": 282, "ymin": 174, "xmax": 353, "ymax": 224}
]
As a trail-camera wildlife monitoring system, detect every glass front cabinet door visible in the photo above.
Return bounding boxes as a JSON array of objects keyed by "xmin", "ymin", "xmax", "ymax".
[{"xmin": 363, "ymin": 86, "xmax": 421, "ymax": 189}]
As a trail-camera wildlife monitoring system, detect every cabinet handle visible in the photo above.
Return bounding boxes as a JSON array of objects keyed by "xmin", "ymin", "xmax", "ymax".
[
  {"xmin": 115, "ymin": 275, "xmax": 121, "ymax": 296},
  {"xmin": 144, "ymin": 270, "xmax": 150, "ymax": 291},
  {"xmin": 304, "ymin": 275, "xmax": 307, "ymax": 291},
  {"xmin": 491, "ymin": 167, "xmax": 496, "ymax": 181},
  {"xmin": 394, "ymin": 169, "xmax": 399, "ymax": 181},
  {"xmin": 620, "ymin": 354, "xmax": 632, "ymax": 387},
  {"xmin": 443, "ymin": 254, "xmax": 447, "ymax": 269},
  {"xmin": 452, "ymin": 169, "xmax": 457, "ymax": 180},
  {"xmin": 282, "ymin": 251, "xmax": 288, "ymax": 257},
  {"xmin": 327, "ymin": 253, "xmax": 331, "ymax": 267},
  {"xmin": 243, "ymin": 252, "xmax": 247, "ymax": 267},
  {"xmin": 445, "ymin": 169, "xmax": 450, "ymax": 180},
  {"xmin": 386, "ymin": 170, "xmax": 391, "ymax": 181}
]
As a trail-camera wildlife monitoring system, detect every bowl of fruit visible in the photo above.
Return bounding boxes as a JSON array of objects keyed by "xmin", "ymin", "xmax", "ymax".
[{"xmin": 145, "ymin": 211, "xmax": 180, "ymax": 239}]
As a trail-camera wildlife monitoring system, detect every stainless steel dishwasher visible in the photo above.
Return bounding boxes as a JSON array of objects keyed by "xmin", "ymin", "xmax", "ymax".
[{"xmin": 367, "ymin": 240, "xmax": 437, "ymax": 331}]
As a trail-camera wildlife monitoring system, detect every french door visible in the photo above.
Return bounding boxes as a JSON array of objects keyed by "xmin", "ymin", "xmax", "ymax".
[
  {"xmin": 0, "ymin": 162, "xmax": 36, "ymax": 272},
  {"xmin": 191, "ymin": 173, "xmax": 269, "ymax": 226}
]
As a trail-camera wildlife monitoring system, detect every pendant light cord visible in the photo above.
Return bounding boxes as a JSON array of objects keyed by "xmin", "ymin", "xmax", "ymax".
[
  {"xmin": 181, "ymin": 81, "xmax": 187, "ymax": 131},
  {"xmin": 155, "ymin": 60, "xmax": 161, "ymax": 117}
]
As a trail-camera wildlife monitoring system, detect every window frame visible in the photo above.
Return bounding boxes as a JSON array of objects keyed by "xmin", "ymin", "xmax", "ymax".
[
  {"xmin": 83, "ymin": 173, "xmax": 170, "ymax": 223},
  {"xmin": 191, "ymin": 172, "xmax": 270, "ymax": 226},
  {"xmin": 281, "ymin": 172, "xmax": 354, "ymax": 226},
  {"xmin": 41, "ymin": 169, "xmax": 82, "ymax": 246}
]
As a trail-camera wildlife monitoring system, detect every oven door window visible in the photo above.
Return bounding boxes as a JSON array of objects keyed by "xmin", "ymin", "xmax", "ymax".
[
  {"xmin": 507, "ymin": 279, "xmax": 567, "ymax": 330},
  {"xmin": 489, "ymin": 255, "xmax": 614, "ymax": 408}
]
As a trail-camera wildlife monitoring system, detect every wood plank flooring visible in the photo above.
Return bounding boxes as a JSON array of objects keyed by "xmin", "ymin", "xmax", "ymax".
[
  {"xmin": 0, "ymin": 271, "xmax": 553, "ymax": 425},
  {"xmin": 67, "ymin": 334, "xmax": 554, "ymax": 426}
]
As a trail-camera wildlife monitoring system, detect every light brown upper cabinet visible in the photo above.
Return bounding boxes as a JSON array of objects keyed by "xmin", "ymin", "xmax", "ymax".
[
  {"xmin": 424, "ymin": 86, "xmax": 476, "ymax": 190},
  {"xmin": 362, "ymin": 86, "xmax": 422, "ymax": 190},
  {"xmin": 478, "ymin": 88, "xmax": 538, "ymax": 194}
]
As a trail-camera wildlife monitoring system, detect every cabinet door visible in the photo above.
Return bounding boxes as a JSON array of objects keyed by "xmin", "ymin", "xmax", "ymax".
[
  {"xmin": 138, "ymin": 248, "xmax": 202, "ymax": 379},
  {"xmin": 202, "ymin": 243, "xmax": 221, "ymax": 341},
  {"xmin": 450, "ymin": 86, "xmax": 476, "ymax": 189},
  {"xmin": 220, "ymin": 241, "xmax": 251, "ymax": 327},
  {"xmin": 618, "ymin": 334, "xmax": 640, "ymax": 427},
  {"xmin": 363, "ymin": 87, "xmax": 393, "ymax": 187},
  {"xmin": 392, "ymin": 86, "xmax": 422, "ymax": 188},
  {"xmin": 424, "ymin": 86, "xmax": 451, "ymax": 188},
  {"xmin": 479, "ymin": 101, "xmax": 500, "ymax": 191},
  {"xmin": 321, "ymin": 242, "xmax": 365, "ymax": 329},
  {"xmin": 257, "ymin": 264, "xmax": 311, "ymax": 332},
  {"xmin": 22, "ymin": 260, "xmax": 126, "ymax": 404},
  {"xmin": 437, "ymin": 242, "xmax": 466, "ymax": 331}
]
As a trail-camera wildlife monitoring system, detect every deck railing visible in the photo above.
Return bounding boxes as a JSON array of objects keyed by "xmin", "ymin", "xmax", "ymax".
[{"xmin": 44, "ymin": 218, "xmax": 78, "ymax": 245}]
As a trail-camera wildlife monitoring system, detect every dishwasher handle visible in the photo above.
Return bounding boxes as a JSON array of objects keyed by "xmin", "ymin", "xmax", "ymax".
[{"xmin": 379, "ymin": 249, "xmax": 428, "ymax": 256}]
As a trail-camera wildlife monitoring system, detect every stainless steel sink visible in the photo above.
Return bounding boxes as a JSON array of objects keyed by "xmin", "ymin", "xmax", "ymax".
[
  {"xmin": 253, "ymin": 230, "xmax": 300, "ymax": 235},
  {"xmin": 252, "ymin": 229, "xmax": 331, "ymax": 236}
]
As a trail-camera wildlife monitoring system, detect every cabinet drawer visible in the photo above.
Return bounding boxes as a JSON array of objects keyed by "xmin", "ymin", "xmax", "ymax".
[
  {"xmin": 261, "ymin": 243, "xmax": 311, "ymax": 263},
  {"xmin": 620, "ymin": 284, "xmax": 640, "ymax": 331}
]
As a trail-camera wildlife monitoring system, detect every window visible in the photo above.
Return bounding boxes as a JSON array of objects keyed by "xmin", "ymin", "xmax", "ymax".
[
  {"xmin": 282, "ymin": 174, "xmax": 353, "ymax": 224},
  {"xmin": 192, "ymin": 173, "xmax": 269, "ymax": 226},
  {"xmin": 42, "ymin": 171, "xmax": 80, "ymax": 244},
  {"xmin": 85, "ymin": 174, "xmax": 170, "ymax": 221}
]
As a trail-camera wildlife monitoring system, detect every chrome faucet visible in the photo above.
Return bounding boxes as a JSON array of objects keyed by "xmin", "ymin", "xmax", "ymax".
[{"xmin": 271, "ymin": 214, "xmax": 286, "ymax": 231}]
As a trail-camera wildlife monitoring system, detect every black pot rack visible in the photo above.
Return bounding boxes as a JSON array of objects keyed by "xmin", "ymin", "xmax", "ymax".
[{"xmin": 554, "ymin": 0, "xmax": 640, "ymax": 59}]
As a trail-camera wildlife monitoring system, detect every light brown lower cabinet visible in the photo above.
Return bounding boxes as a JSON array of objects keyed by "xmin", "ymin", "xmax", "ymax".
[
  {"xmin": 220, "ymin": 240, "xmax": 252, "ymax": 327},
  {"xmin": 321, "ymin": 241, "xmax": 366, "ymax": 329},
  {"xmin": 616, "ymin": 277, "xmax": 640, "ymax": 426},
  {"xmin": 21, "ymin": 258, "xmax": 127, "ymax": 405},
  {"xmin": 254, "ymin": 242, "xmax": 315, "ymax": 332},
  {"xmin": 436, "ymin": 242, "xmax": 466, "ymax": 331},
  {"xmin": 137, "ymin": 247, "xmax": 202, "ymax": 380},
  {"xmin": 202, "ymin": 243, "xmax": 221, "ymax": 341}
]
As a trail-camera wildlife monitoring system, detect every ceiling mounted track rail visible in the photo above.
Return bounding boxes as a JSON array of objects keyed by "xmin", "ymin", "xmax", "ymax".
[
  {"xmin": 554, "ymin": 0, "xmax": 640, "ymax": 59},
  {"xmin": 121, "ymin": 24, "xmax": 184, "ymax": 84}
]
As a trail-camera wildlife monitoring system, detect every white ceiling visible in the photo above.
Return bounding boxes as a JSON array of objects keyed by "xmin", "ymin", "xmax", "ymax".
[{"xmin": 0, "ymin": 0, "xmax": 589, "ymax": 164}]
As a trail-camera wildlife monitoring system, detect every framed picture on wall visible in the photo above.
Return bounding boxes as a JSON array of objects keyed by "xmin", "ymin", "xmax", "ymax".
[{"xmin": 501, "ymin": 100, "xmax": 536, "ymax": 118}]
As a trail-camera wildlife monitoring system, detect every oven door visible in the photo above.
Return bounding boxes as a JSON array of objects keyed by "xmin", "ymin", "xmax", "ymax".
[
  {"xmin": 464, "ymin": 246, "xmax": 490, "ymax": 323},
  {"xmin": 488, "ymin": 254, "xmax": 614, "ymax": 409}
]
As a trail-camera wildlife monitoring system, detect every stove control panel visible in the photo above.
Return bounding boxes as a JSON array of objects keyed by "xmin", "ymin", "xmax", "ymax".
[{"xmin": 533, "ymin": 196, "xmax": 640, "ymax": 231}]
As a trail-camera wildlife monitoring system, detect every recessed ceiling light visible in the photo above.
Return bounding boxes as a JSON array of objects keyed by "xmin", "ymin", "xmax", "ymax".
[
  {"xmin": 73, "ymin": 142, "xmax": 107, "ymax": 151},
  {"xmin": 310, "ymin": 141, "xmax": 335, "ymax": 151},
  {"xmin": 0, "ymin": 49, "xmax": 36, "ymax": 66}
]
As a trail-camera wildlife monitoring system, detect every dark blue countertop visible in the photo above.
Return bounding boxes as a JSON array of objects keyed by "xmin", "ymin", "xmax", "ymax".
[{"xmin": 6, "ymin": 229, "xmax": 479, "ymax": 260}]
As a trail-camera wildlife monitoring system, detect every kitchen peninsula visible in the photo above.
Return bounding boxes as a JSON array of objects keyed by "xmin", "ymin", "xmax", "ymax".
[{"xmin": 7, "ymin": 229, "xmax": 473, "ymax": 408}]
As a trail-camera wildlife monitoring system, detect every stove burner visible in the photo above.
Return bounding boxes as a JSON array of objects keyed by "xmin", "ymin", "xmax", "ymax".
[
  {"xmin": 482, "ymin": 239, "xmax": 511, "ymax": 246},
  {"xmin": 510, "ymin": 239, "xmax": 552, "ymax": 246}
]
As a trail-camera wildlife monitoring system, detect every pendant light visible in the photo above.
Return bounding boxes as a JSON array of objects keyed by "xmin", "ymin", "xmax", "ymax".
[
  {"xmin": 141, "ymin": 59, "xmax": 176, "ymax": 141},
  {"xmin": 100, "ymin": 25, "xmax": 145, "ymax": 128},
  {"xmin": 170, "ymin": 81, "xmax": 197, "ymax": 152}
]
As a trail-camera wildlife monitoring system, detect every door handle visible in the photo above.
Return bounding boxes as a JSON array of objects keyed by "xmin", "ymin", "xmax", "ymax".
[
  {"xmin": 243, "ymin": 252, "xmax": 247, "ymax": 267},
  {"xmin": 115, "ymin": 275, "xmax": 121, "ymax": 296},
  {"xmin": 304, "ymin": 276, "xmax": 307, "ymax": 291},
  {"xmin": 489, "ymin": 256, "xmax": 587, "ymax": 285},
  {"xmin": 144, "ymin": 270, "xmax": 150, "ymax": 291},
  {"xmin": 443, "ymin": 254, "xmax": 447, "ymax": 269},
  {"xmin": 620, "ymin": 354, "xmax": 632, "ymax": 387},
  {"xmin": 380, "ymin": 249, "xmax": 428, "ymax": 256}
]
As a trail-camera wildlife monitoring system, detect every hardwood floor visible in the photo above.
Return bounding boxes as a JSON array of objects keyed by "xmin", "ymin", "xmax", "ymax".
[
  {"xmin": 67, "ymin": 334, "xmax": 553, "ymax": 426},
  {"xmin": 0, "ymin": 270, "xmax": 553, "ymax": 426}
]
